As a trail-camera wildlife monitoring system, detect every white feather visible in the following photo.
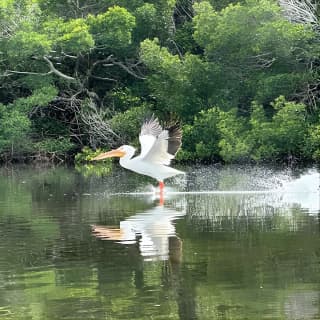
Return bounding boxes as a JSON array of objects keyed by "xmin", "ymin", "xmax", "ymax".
[
  {"xmin": 141, "ymin": 130, "xmax": 174, "ymax": 165},
  {"xmin": 139, "ymin": 134, "xmax": 157, "ymax": 159}
]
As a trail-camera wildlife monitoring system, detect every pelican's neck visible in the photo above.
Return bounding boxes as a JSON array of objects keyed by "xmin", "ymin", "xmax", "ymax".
[
  {"xmin": 119, "ymin": 146, "xmax": 136, "ymax": 167},
  {"xmin": 120, "ymin": 153, "xmax": 133, "ymax": 163}
]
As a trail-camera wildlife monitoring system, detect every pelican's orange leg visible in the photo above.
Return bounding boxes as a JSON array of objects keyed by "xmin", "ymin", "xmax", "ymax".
[{"xmin": 159, "ymin": 181, "xmax": 164, "ymax": 206}]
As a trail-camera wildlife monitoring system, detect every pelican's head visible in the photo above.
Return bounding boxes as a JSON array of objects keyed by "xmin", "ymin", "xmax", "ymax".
[{"xmin": 92, "ymin": 145, "xmax": 135, "ymax": 161}]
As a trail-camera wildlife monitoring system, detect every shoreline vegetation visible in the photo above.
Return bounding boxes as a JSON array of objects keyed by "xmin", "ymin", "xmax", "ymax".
[{"xmin": 1, "ymin": 0, "xmax": 320, "ymax": 166}]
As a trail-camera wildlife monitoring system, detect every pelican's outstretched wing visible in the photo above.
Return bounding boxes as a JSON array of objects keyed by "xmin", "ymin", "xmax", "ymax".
[
  {"xmin": 139, "ymin": 115, "xmax": 162, "ymax": 158},
  {"xmin": 139, "ymin": 115, "xmax": 182, "ymax": 165}
]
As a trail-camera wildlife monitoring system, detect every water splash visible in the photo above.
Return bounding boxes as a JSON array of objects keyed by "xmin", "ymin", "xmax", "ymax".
[
  {"xmin": 109, "ymin": 167, "xmax": 320, "ymax": 214},
  {"xmin": 276, "ymin": 169, "xmax": 320, "ymax": 214}
]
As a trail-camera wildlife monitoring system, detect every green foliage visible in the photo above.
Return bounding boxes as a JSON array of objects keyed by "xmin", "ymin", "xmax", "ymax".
[
  {"xmin": 75, "ymin": 146, "xmax": 111, "ymax": 163},
  {"xmin": 242, "ymin": 97, "xmax": 308, "ymax": 162},
  {"xmin": 87, "ymin": 6, "xmax": 135, "ymax": 50},
  {"xmin": 179, "ymin": 108, "xmax": 221, "ymax": 161},
  {"xmin": 133, "ymin": 3, "xmax": 157, "ymax": 41},
  {"xmin": 141, "ymin": 39, "xmax": 210, "ymax": 120},
  {"xmin": 217, "ymin": 109, "xmax": 251, "ymax": 162},
  {"xmin": 142, "ymin": 0, "xmax": 316, "ymax": 122},
  {"xmin": 13, "ymin": 85, "xmax": 58, "ymax": 112},
  {"xmin": 247, "ymin": 97, "xmax": 307, "ymax": 161},
  {"xmin": 179, "ymin": 97, "xmax": 313, "ymax": 163},
  {"xmin": 1, "ymin": 0, "xmax": 320, "ymax": 164},
  {"xmin": 304, "ymin": 124, "xmax": 320, "ymax": 162},
  {"xmin": 108, "ymin": 87, "xmax": 142, "ymax": 112},
  {"xmin": 173, "ymin": 21, "xmax": 199, "ymax": 54},
  {"xmin": 254, "ymin": 73, "xmax": 310, "ymax": 105},
  {"xmin": 16, "ymin": 74, "xmax": 54, "ymax": 90},
  {"xmin": 217, "ymin": 97, "xmax": 309, "ymax": 163},
  {"xmin": 0, "ymin": 108, "xmax": 31, "ymax": 154},
  {"xmin": 138, "ymin": 0, "xmax": 176, "ymax": 42},
  {"xmin": 270, "ymin": 97, "xmax": 307, "ymax": 156},
  {"xmin": 34, "ymin": 137, "xmax": 75, "ymax": 155},
  {"xmin": 0, "ymin": 0, "xmax": 42, "ymax": 36},
  {"xmin": 140, "ymin": 38, "xmax": 180, "ymax": 72},
  {"xmin": 44, "ymin": 18, "xmax": 94, "ymax": 54},
  {"xmin": 247, "ymin": 102, "xmax": 277, "ymax": 161},
  {"xmin": 0, "ymin": 86, "xmax": 58, "ymax": 159},
  {"xmin": 6, "ymin": 31, "xmax": 52, "ymax": 61},
  {"xmin": 208, "ymin": 0, "xmax": 246, "ymax": 10},
  {"xmin": 110, "ymin": 104, "xmax": 148, "ymax": 145},
  {"xmin": 194, "ymin": 1, "xmax": 313, "ymax": 60},
  {"xmin": 192, "ymin": 0, "xmax": 315, "ymax": 109}
]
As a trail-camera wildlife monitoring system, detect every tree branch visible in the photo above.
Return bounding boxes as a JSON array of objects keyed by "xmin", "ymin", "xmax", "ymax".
[
  {"xmin": 86, "ymin": 55, "xmax": 117, "ymax": 82},
  {"xmin": 3, "ymin": 70, "xmax": 53, "ymax": 77},
  {"xmin": 61, "ymin": 52, "xmax": 77, "ymax": 59},
  {"xmin": 79, "ymin": 99, "xmax": 121, "ymax": 148},
  {"xmin": 279, "ymin": 0, "xmax": 318, "ymax": 25},
  {"xmin": 43, "ymin": 56, "xmax": 76, "ymax": 81},
  {"xmin": 90, "ymin": 75, "xmax": 117, "ymax": 82},
  {"xmin": 110, "ymin": 58, "xmax": 146, "ymax": 79},
  {"xmin": 3, "ymin": 57, "xmax": 77, "ymax": 81}
]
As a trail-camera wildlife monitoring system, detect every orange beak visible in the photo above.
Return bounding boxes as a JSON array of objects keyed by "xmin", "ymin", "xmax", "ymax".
[
  {"xmin": 92, "ymin": 148, "xmax": 125, "ymax": 160},
  {"xmin": 92, "ymin": 225, "xmax": 124, "ymax": 241}
]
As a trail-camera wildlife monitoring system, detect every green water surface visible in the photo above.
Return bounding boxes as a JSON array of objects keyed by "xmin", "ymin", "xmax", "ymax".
[{"xmin": 0, "ymin": 165, "xmax": 319, "ymax": 320}]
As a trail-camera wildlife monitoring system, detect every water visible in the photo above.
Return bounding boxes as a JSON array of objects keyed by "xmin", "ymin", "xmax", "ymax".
[{"xmin": 0, "ymin": 164, "xmax": 319, "ymax": 320}]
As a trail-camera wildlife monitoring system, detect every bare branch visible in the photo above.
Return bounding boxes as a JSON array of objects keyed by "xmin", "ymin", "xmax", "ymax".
[
  {"xmin": 0, "ymin": 2, "xmax": 41, "ymax": 38},
  {"xmin": 91, "ymin": 55, "xmax": 113, "ymax": 68},
  {"xmin": 110, "ymin": 58, "xmax": 146, "ymax": 79},
  {"xmin": 90, "ymin": 75, "xmax": 117, "ymax": 82},
  {"xmin": 175, "ymin": 0, "xmax": 194, "ymax": 21},
  {"xmin": 279, "ymin": 0, "xmax": 319, "ymax": 25},
  {"xmin": 43, "ymin": 56, "xmax": 76, "ymax": 81},
  {"xmin": 170, "ymin": 39, "xmax": 184, "ymax": 60},
  {"xmin": 2, "ymin": 57, "xmax": 77, "ymax": 81},
  {"xmin": 87, "ymin": 55, "xmax": 145, "ymax": 81},
  {"xmin": 248, "ymin": 52, "xmax": 276, "ymax": 69},
  {"xmin": 79, "ymin": 100, "xmax": 121, "ymax": 148},
  {"xmin": 61, "ymin": 52, "xmax": 77, "ymax": 59},
  {"xmin": 86, "ymin": 55, "xmax": 117, "ymax": 82},
  {"xmin": 3, "ymin": 70, "xmax": 53, "ymax": 77}
]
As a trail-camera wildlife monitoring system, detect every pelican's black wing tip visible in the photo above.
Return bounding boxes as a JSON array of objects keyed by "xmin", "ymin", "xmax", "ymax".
[{"xmin": 167, "ymin": 122, "xmax": 182, "ymax": 156}]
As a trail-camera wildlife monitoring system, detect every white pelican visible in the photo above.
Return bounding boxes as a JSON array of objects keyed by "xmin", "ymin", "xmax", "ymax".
[{"xmin": 92, "ymin": 115, "xmax": 184, "ymax": 199}]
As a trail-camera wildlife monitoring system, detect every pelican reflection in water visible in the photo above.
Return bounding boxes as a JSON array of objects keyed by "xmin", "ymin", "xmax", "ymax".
[{"xmin": 92, "ymin": 203, "xmax": 185, "ymax": 261}]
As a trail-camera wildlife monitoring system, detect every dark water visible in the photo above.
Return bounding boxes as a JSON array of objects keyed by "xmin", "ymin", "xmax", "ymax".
[{"xmin": 0, "ymin": 164, "xmax": 319, "ymax": 320}]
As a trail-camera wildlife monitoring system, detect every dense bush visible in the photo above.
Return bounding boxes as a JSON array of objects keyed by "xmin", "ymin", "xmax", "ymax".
[
  {"xmin": 1, "ymin": 0, "xmax": 320, "ymax": 164},
  {"xmin": 178, "ymin": 97, "xmax": 317, "ymax": 163}
]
